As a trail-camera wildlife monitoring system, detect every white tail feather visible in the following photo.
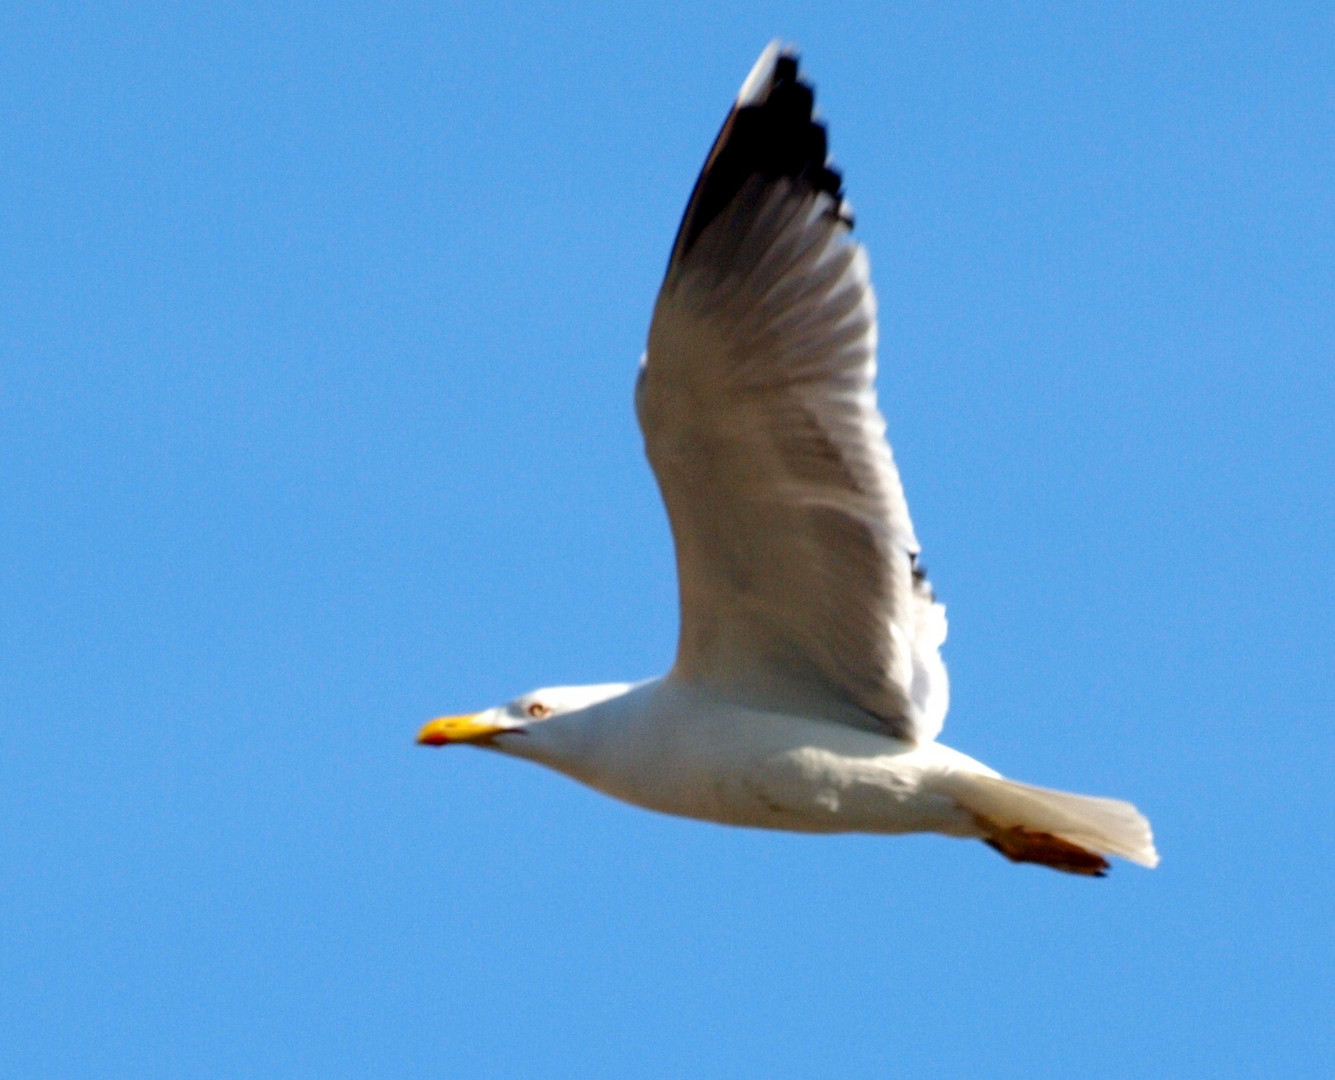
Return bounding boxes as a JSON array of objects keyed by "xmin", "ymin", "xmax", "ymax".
[{"xmin": 942, "ymin": 772, "xmax": 1160, "ymax": 868}]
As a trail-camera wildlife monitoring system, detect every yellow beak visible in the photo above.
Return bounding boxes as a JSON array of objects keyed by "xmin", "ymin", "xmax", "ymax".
[{"xmin": 416, "ymin": 713, "xmax": 510, "ymax": 746}]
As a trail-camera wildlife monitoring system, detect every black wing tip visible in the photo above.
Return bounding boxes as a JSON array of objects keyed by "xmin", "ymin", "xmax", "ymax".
[{"xmin": 669, "ymin": 45, "xmax": 849, "ymax": 269}]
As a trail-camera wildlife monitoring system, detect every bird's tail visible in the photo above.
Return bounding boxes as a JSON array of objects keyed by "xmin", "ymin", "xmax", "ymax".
[{"xmin": 940, "ymin": 772, "xmax": 1159, "ymax": 876}]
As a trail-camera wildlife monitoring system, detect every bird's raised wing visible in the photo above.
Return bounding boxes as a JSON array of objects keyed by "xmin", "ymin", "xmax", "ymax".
[{"xmin": 639, "ymin": 44, "xmax": 948, "ymax": 744}]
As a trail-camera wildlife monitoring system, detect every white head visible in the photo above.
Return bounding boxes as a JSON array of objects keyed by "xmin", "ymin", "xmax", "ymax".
[{"xmin": 416, "ymin": 682, "xmax": 635, "ymax": 750}]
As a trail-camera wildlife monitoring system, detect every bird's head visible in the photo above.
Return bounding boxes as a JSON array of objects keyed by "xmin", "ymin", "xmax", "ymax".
[{"xmin": 416, "ymin": 682, "xmax": 634, "ymax": 748}]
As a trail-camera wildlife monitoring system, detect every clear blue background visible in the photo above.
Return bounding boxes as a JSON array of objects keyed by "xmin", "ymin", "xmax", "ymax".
[{"xmin": 3, "ymin": 3, "xmax": 1331, "ymax": 1077}]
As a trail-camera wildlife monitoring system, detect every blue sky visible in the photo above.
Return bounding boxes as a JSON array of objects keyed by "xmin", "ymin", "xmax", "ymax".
[{"xmin": 2, "ymin": 2, "xmax": 1331, "ymax": 1076}]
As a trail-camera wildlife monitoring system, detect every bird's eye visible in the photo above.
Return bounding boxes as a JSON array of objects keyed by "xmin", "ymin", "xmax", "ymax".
[{"xmin": 526, "ymin": 702, "xmax": 552, "ymax": 718}]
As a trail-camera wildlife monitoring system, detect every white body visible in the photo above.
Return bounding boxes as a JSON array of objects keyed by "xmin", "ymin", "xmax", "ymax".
[
  {"xmin": 477, "ymin": 678, "xmax": 1156, "ymax": 869},
  {"xmin": 508, "ymin": 678, "xmax": 991, "ymax": 836}
]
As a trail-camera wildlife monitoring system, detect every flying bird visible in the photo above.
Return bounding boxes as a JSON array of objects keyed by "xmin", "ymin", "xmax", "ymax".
[{"xmin": 419, "ymin": 44, "xmax": 1158, "ymax": 875}]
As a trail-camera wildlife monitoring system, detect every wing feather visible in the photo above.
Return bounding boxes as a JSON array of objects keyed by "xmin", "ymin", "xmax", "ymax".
[{"xmin": 639, "ymin": 46, "xmax": 948, "ymax": 743}]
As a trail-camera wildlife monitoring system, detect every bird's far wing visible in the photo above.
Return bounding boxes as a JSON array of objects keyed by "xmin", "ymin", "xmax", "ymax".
[{"xmin": 639, "ymin": 44, "xmax": 948, "ymax": 744}]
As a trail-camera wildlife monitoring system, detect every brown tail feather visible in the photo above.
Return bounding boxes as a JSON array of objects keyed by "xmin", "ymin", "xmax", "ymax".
[{"xmin": 982, "ymin": 825, "xmax": 1111, "ymax": 877}]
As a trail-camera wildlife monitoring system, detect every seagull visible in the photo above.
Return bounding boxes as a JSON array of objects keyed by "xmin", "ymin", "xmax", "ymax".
[{"xmin": 419, "ymin": 43, "xmax": 1158, "ymax": 875}]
